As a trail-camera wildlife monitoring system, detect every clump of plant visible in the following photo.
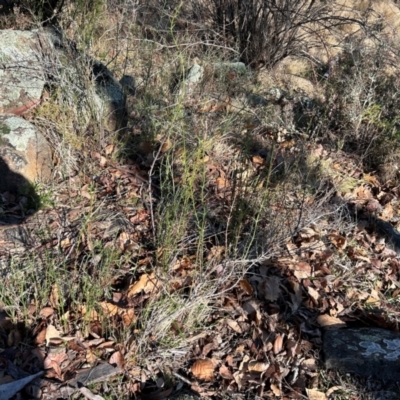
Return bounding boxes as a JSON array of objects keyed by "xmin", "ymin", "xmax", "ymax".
[{"xmin": 317, "ymin": 39, "xmax": 400, "ymax": 173}]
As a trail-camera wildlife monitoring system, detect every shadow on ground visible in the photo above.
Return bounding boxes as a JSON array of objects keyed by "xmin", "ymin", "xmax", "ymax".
[{"xmin": 0, "ymin": 157, "xmax": 40, "ymax": 225}]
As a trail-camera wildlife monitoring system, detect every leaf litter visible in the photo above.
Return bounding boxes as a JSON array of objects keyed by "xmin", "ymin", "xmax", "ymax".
[{"xmin": 1, "ymin": 107, "xmax": 400, "ymax": 399}]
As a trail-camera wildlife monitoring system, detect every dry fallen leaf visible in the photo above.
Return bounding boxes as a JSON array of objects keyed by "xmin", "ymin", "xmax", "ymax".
[
  {"xmin": 306, "ymin": 388, "xmax": 327, "ymax": 400},
  {"xmin": 302, "ymin": 358, "xmax": 318, "ymax": 371},
  {"xmin": 49, "ymin": 283, "xmax": 60, "ymax": 308},
  {"xmin": 252, "ymin": 155, "xmax": 265, "ymax": 165},
  {"xmin": 128, "ymin": 273, "xmax": 161, "ymax": 296},
  {"xmin": 219, "ymin": 365, "xmax": 234, "ymax": 380},
  {"xmin": 226, "ymin": 319, "xmax": 243, "ymax": 334},
  {"xmin": 363, "ymin": 173, "xmax": 380, "ymax": 186},
  {"xmin": 86, "ymin": 348, "xmax": 99, "ymax": 365},
  {"xmin": 35, "ymin": 326, "xmax": 47, "ymax": 346},
  {"xmin": 191, "ymin": 358, "xmax": 215, "ymax": 381},
  {"xmin": 161, "ymin": 139, "xmax": 173, "ymax": 153},
  {"xmin": 289, "ymin": 280, "xmax": 303, "ymax": 313},
  {"xmin": 270, "ymin": 383, "xmax": 282, "ymax": 396},
  {"xmin": 109, "ymin": 351, "xmax": 125, "ymax": 370},
  {"xmin": 328, "ymin": 233, "xmax": 347, "ymax": 250},
  {"xmin": 293, "ymin": 261, "xmax": 312, "ymax": 280},
  {"xmin": 39, "ymin": 307, "xmax": 54, "ymax": 318},
  {"xmin": 317, "ymin": 314, "xmax": 346, "ymax": 330},
  {"xmin": 207, "ymin": 246, "xmax": 225, "ymax": 262},
  {"xmin": 105, "ymin": 144, "xmax": 115, "ymax": 155},
  {"xmin": 45, "ymin": 324, "xmax": 62, "ymax": 346},
  {"xmin": 121, "ymin": 308, "xmax": 137, "ymax": 325},
  {"xmin": 100, "ymin": 302, "xmax": 119, "ymax": 317},
  {"xmin": 216, "ymin": 177, "xmax": 229, "ymax": 189},
  {"xmin": 307, "ymin": 286, "xmax": 320, "ymax": 302},
  {"xmin": 325, "ymin": 386, "xmax": 346, "ymax": 397},
  {"xmin": 248, "ymin": 361, "xmax": 269, "ymax": 373},
  {"xmin": 44, "ymin": 351, "xmax": 67, "ymax": 379},
  {"xmin": 259, "ymin": 276, "xmax": 281, "ymax": 302},
  {"xmin": 273, "ymin": 334, "xmax": 284, "ymax": 355},
  {"xmin": 100, "ymin": 302, "xmax": 137, "ymax": 325},
  {"xmin": 239, "ymin": 279, "xmax": 253, "ymax": 295}
]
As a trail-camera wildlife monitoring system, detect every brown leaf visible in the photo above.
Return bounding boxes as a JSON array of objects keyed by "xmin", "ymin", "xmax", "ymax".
[
  {"xmin": 363, "ymin": 173, "xmax": 380, "ymax": 186},
  {"xmin": 219, "ymin": 365, "xmax": 233, "ymax": 380},
  {"xmin": 127, "ymin": 273, "xmax": 161, "ymax": 296},
  {"xmin": 307, "ymin": 286, "xmax": 320, "ymax": 302},
  {"xmin": 306, "ymin": 388, "xmax": 327, "ymax": 400},
  {"xmin": 259, "ymin": 276, "xmax": 281, "ymax": 301},
  {"xmin": 161, "ymin": 139, "xmax": 173, "ymax": 153},
  {"xmin": 109, "ymin": 351, "xmax": 125, "ymax": 370},
  {"xmin": 121, "ymin": 308, "xmax": 137, "ymax": 325},
  {"xmin": 210, "ymin": 101, "xmax": 227, "ymax": 113},
  {"xmin": 381, "ymin": 203, "xmax": 394, "ymax": 220},
  {"xmin": 81, "ymin": 184, "xmax": 93, "ymax": 200},
  {"xmin": 191, "ymin": 358, "xmax": 215, "ymax": 381},
  {"xmin": 298, "ymin": 227, "xmax": 319, "ymax": 240},
  {"xmin": 49, "ymin": 284, "xmax": 60, "ymax": 308},
  {"xmin": 328, "ymin": 233, "xmax": 347, "ymax": 249},
  {"xmin": 317, "ymin": 314, "xmax": 346, "ymax": 330},
  {"xmin": 35, "ymin": 325, "xmax": 47, "ymax": 346},
  {"xmin": 270, "ymin": 383, "xmax": 282, "ymax": 396},
  {"xmin": 273, "ymin": 334, "xmax": 284, "ymax": 355},
  {"xmin": 86, "ymin": 348, "xmax": 98, "ymax": 365},
  {"xmin": 286, "ymin": 339, "xmax": 299, "ymax": 357},
  {"xmin": 293, "ymin": 262, "xmax": 312, "ymax": 280},
  {"xmin": 252, "ymin": 155, "xmax": 265, "ymax": 165},
  {"xmin": 100, "ymin": 302, "xmax": 119, "ymax": 317},
  {"xmin": 216, "ymin": 177, "xmax": 229, "ymax": 189},
  {"xmin": 44, "ymin": 351, "xmax": 67, "ymax": 379},
  {"xmin": 100, "ymin": 156, "xmax": 108, "ymax": 167},
  {"xmin": 206, "ymin": 246, "xmax": 225, "ymax": 262},
  {"xmin": 226, "ymin": 319, "xmax": 243, "ymax": 333},
  {"xmin": 248, "ymin": 361, "xmax": 269, "ymax": 373},
  {"xmin": 239, "ymin": 279, "xmax": 253, "ymax": 295},
  {"xmin": 354, "ymin": 185, "xmax": 373, "ymax": 199},
  {"xmin": 171, "ymin": 255, "xmax": 193, "ymax": 271},
  {"xmin": 130, "ymin": 209, "xmax": 149, "ymax": 224},
  {"xmin": 105, "ymin": 144, "xmax": 115, "ymax": 155},
  {"xmin": 45, "ymin": 324, "xmax": 62, "ymax": 346},
  {"xmin": 39, "ymin": 307, "xmax": 54, "ymax": 318}
]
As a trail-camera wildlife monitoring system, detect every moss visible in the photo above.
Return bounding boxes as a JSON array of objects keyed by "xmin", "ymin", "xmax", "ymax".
[{"xmin": 0, "ymin": 121, "xmax": 11, "ymax": 136}]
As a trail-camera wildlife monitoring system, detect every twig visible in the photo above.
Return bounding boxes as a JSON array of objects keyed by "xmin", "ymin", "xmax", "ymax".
[
  {"xmin": 148, "ymin": 140, "xmax": 164, "ymax": 243},
  {"xmin": 172, "ymin": 371, "xmax": 193, "ymax": 386}
]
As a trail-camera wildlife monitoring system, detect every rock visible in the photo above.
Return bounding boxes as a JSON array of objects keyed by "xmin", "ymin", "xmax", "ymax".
[
  {"xmin": 212, "ymin": 61, "xmax": 246, "ymax": 74},
  {"xmin": 0, "ymin": 115, "xmax": 52, "ymax": 193},
  {"xmin": 0, "ymin": 30, "xmax": 46, "ymax": 116},
  {"xmin": 178, "ymin": 62, "xmax": 205, "ymax": 96},
  {"xmin": 0, "ymin": 28, "xmax": 126, "ymax": 131},
  {"xmin": 39, "ymin": 26, "xmax": 126, "ymax": 131},
  {"xmin": 178, "ymin": 60, "xmax": 246, "ymax": 97},
  {"xmin": 323, "ymin": 328, "xmax": 400, "ymax": 381},
  {"xmin": 88, "ymin": 59, "xmax": 127, "ymax": 131}
]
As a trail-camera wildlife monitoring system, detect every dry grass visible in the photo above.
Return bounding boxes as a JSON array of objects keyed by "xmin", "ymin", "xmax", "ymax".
[{"xmin": 2, "ymin": 1, "xmax": 400, "ymax": 398}]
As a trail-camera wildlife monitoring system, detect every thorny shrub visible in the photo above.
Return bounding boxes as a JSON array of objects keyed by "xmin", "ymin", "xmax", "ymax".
[{"xmin": 136, "ymin": 0, "xmax": 367, "ymax": 68}]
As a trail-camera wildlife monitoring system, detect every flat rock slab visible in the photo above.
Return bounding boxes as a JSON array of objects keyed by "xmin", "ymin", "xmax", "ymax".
[{"xmin": 323, "ymin": 328, "xmax": 400, "ymax": 381}]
